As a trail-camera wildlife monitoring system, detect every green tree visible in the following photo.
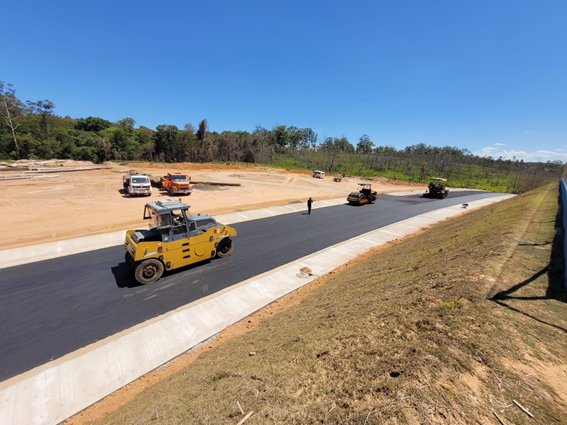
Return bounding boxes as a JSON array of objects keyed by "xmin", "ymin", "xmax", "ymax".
[
  {"xmin": 299, "ymin": 128, "xmax": 318, "ymax": 150},
  {"xmin": 197, "ymin": 119, "xmax": 208, "ymax": 143},
  {"xmin": 154, "ymin": 124, "xmax": 180, "ymax": 162},
  {"xmin": 356, "ymin": 134, "xmax": 374, "ymax": 154},
  {"xmin": 0, "ymin": 81, "xmax": 25, "ymax": 158},
  {"xmin": 26, "ymin": 100, "xmax": 55, "ymax": 143},
  {"xmin": 334, "ymin": 137, "xmax": 354, "ymax": 153},
  {"xmin": 271, "ymin": 125, "xmax": 290, "ymax": 153},
  {"xmin": 74, "ymin": 116, "xmax": 112, "ymax": 132},
  {"xmin": 135, "ymin": 126, "xmax": 156, "ymax": 161},
  {"xmin": 117, "ymin": 117, "xmax": 136, "ymax": 133}
]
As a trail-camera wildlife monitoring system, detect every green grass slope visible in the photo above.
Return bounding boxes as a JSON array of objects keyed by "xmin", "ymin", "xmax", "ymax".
[{"xmin": 92, "ymin": 183, "xmax": 567, "ymax": 425}]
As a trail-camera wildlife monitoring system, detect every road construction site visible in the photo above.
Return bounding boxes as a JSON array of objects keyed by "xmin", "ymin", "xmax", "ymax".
[
  {"xmin": 0, "ymin": 159, "xmax": 516, "ymax": 425},
  {"xmin": 0, "ymin": 174, "xmax": 512, "ymax": 425},
  {"xmin": 0, "ymin": 160, "xmax": 426, "ymax": 251}
]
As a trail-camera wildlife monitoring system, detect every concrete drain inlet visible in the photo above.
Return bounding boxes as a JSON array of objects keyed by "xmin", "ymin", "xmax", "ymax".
[{"xmin": 297, "ymin": 267, "xmax": 313, "ymax": 278}]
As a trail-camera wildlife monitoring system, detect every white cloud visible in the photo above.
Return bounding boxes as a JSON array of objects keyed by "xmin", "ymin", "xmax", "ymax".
[
  {"xmin": 495, "ymin": 143, "xmax": 506, "ymax": 146},
  {"xmin": 556, "ymin": 149, "xmax": 564, "ymax": 152},
  {"xmin": 476, "ymin": 147, "xmax": 498, "ymax": 156},
  {"xmin": 474, "ymin": 147, "xmax": 567, "ymax": 162},
  {"xmin": 525, "ymin": 150, "xmax": 567, "ymax": 158}
]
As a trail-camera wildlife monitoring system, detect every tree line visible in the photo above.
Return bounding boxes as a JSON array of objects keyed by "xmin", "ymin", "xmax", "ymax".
[{"xmin": 0, "ymin": 81, "xmax": 562, "ymax": 193}]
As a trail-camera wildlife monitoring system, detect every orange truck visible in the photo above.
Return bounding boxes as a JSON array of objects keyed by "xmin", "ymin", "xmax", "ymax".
[{"xmin": 162, "ymin": 172, "xmax": 193, "ymax": 195}]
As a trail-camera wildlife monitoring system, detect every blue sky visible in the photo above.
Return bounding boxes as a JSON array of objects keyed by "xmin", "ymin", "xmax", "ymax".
[{"xmin": 2, "ymin": 0, "xmax": 566, "ymax": 162}]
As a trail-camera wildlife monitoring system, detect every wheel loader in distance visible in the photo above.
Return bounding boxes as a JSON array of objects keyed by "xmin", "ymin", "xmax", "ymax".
[
  {"xmin": 422, "ymin": 177, "xmax": 449, "ymax": 199},
  {"xmin": 347, "ymin": 183, "xmax": 378, "ymax": 205},
  {"xmin": 124, "ymin": 199, "xmax": 236, "ymax": 284}
]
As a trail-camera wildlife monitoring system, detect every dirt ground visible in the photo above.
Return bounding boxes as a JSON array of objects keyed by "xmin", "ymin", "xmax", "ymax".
[{"xmin": 0, "ymin": 160, "xmax": 425, "ymax": 251}]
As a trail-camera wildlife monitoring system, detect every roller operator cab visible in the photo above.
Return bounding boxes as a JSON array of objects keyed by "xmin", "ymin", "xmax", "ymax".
[{"xmin": 124, "ymin": 199, "xmax": 236, "ymax": 284}]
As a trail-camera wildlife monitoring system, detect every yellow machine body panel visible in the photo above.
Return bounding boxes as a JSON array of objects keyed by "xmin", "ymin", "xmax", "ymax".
[
  {"xmin": 125, "ymin": 225, "xmax": 236, "ymax": 271},
  {"xmin": 124, "ymin": 199, "xmax": 237, "ymax": 284}
]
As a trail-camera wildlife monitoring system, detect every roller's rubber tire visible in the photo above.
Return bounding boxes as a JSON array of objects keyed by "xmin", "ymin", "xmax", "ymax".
[
  {"xmin": 216, "ymin": 238, "xmax": 234, "ymax": 258},
  {"xmin": 134, "ymin": 259, "xmax": 164, "ymax": 284}
]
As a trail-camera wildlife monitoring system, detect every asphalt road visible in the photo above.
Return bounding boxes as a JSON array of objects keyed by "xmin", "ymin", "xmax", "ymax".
[{"xmin": 0, "ymin": 190, "xmax": 505, "ymax": 382}]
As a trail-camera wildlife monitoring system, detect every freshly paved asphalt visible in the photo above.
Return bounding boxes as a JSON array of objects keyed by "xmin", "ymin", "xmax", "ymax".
[{"xmin": 0, "ymin": 191, "xmax": 504, "ymax": 382}]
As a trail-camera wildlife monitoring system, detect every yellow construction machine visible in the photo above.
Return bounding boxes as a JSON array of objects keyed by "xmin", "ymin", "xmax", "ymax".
[
  {"xmin": 347, "ymin": 183, "xmax": 378, "ymax": 205},
  {"xmin": 422, "ymin": 177, "xmax": 449, "ymax": 199},
  {"xmin": 124, "ymin": 199, "xmax": 236, "ymax": 284}
]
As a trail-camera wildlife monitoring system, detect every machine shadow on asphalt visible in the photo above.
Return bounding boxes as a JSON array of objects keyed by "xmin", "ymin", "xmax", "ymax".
[
  {"xmin": 111, "ymin": 259, "xmax": 216, "ymax": 289},
  {"xmin": 111, "ymin": 262, "xmax": 141, "ymax": 288}
]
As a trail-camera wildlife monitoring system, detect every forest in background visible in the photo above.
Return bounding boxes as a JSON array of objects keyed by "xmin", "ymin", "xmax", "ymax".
[{"xmin": 1, "ymin": 81, "xmax": 562, "ymax": 193}]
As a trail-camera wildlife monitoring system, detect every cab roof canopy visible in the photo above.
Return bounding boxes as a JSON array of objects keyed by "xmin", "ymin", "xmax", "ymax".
[
  {"xmin": 430, "ymin": 178, "xmax": 447, "ymax": 182},
  {"xmin": 148, "ymin": 199, "xmax": 190, "ymax": 212}
]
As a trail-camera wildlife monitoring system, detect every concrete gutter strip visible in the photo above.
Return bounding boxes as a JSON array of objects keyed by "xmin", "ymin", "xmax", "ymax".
[
  {"xmin": 0, "ymin": 194, "xmax": 515, "ymax": 425},
  {"xmin": 0, "ymin": 231, "xmax": 127, "ymax": 269}
]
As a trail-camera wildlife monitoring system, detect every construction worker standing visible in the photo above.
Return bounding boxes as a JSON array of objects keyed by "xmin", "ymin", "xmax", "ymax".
[{"xmin": 307, "ymin": 197, "xmax": 313, "ymax": 215}]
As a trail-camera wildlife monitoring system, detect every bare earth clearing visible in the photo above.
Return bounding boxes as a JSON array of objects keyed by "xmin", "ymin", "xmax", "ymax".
[{"xmin": 0, "ymin": 160, "xmax": 424, "ymax": 251}]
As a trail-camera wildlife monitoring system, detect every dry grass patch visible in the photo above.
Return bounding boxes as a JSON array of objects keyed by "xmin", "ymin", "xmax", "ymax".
[{"xmin": 90, "ymin": 184, "xmax": 566, "ymax": 424}]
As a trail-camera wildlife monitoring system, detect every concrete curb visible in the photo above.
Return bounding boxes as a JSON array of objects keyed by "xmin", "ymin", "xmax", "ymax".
[{"xmin": 0, "ymin": 194, "xmax": 515, "ymax": 425}]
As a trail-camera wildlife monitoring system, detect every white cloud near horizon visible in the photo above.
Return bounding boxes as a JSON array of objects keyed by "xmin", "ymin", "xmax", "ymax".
[
  {"xmin": 495, "ymin": 143, "xmax": 506, "ymax": 146},
  {"xmin": 477, "ymin": 147, "xmax": 498, "ymax": 155},
  {"xmin": 474, "ymin": 147, "xmax": 567, "ymax": 162}
]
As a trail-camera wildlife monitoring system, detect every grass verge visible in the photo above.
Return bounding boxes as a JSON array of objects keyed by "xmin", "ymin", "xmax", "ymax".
[{"xmin": 90, "ymin": 183, "xmax": 566, "ymax": 424}]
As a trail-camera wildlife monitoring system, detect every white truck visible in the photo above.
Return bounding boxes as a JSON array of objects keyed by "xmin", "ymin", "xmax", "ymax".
[{"xmin": 123, "ymin": 171, "xmax": 152, "ymax": 197}]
